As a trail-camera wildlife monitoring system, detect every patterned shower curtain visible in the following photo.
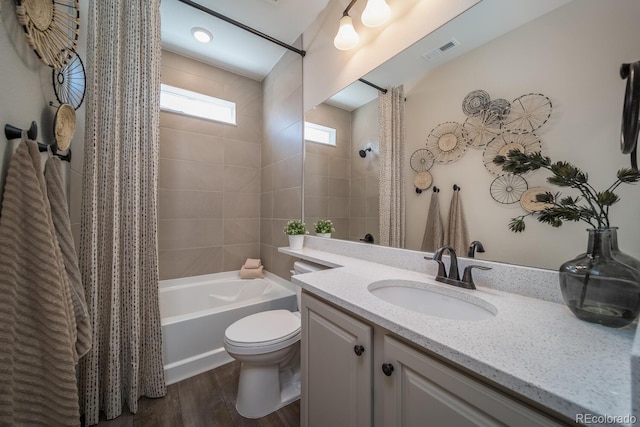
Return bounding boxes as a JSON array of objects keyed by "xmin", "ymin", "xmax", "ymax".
[
  {"xmin": 79, "ymin": 1, "xmax": 166, "ymax": 424},
  {"xmin": 379, "ymin": 86, "xmax": 406, "ymax": 248}
]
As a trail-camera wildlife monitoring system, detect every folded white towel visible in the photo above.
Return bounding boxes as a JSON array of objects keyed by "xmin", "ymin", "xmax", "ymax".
[
  {"xmin": 243, "ymin": 258, "xmax": 262, "ymax": 269},
  {"xmin": 240, "ymin": 265, "xmax": 264, "ymax": 279}
]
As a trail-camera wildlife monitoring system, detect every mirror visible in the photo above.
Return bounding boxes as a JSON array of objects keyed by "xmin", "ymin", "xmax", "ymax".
[{"xmin": 304, "ymin": 0, "xmax": 640, "ymax": 270}]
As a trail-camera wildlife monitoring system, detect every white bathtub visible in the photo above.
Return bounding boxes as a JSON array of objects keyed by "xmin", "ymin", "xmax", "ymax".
[{"xmin": 159, "ymin": 270, "xmax": 296, "ymax": 385}]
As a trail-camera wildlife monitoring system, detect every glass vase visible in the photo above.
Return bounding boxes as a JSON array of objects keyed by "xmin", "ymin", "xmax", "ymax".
[{"xmin": 559, "ymin": 228, "xmax": 640, "ymax": 328}]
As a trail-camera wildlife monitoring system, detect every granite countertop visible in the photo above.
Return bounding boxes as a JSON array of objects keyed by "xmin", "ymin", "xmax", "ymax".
[{"xmin": 280, "ymin": 246, "xmax": 637, "ymax": 425}]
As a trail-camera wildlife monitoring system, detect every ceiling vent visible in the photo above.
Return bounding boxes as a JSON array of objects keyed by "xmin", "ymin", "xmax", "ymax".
[{"xmin": 421, "ymin": 38, "xmax": 460, "ymax": 61}]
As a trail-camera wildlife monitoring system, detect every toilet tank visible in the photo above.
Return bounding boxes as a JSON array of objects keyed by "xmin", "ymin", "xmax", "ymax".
[{"xmin": 292, "ymin": 261, "xmax": 329, "ymax": 310}]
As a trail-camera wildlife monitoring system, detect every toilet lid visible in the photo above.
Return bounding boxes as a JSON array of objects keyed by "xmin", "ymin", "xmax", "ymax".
[{"xmin": 225, "ymin": 310, "xmax": 301, "ymax": 346}]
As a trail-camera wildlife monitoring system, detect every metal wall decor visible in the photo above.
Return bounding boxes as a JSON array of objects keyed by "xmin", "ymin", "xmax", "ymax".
[
  {"xmin": 15, "ymin": 0, "xmax": 80, "ymax": 69},
  {"xmin": 520, "ymin": 187, "xmax": 554, "ymax": 212},
  {"xmin": 53, "ymin": 50, "xmax": 86, "ymax": 110},
  {"xmin": 426, "ymin": 121, "xmax": 468, "ymax": 164},
  {"xmin": 502, "ymin": 93, "xmax": 552, "ymax": 134},
  {"xmin": 482, "ymin": 132, "xmax": 542, "ymax": 175},
  {"xmin": 490, "ymin": 174, "xmax": 528, "ymax": 204},
  {"xmin": 410, "ymin": 148, "xmax": 435, "ymax": 172}
]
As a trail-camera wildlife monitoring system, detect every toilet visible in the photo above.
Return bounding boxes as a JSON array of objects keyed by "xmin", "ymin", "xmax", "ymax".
[{"xmin": 223, "ymin": 261, "xmax": 326, "ymax": 418}]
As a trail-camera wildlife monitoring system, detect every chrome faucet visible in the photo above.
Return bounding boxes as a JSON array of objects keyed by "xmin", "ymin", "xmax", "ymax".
[{"xmin": 426, "ymin": 245, "xmax": 491, "ymax": 290}]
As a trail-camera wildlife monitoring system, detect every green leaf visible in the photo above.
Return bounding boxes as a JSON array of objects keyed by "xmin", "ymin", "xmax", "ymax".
[
  {"xmin": 596, "ymin": 191, "xmax": 619, "ymax": 206},
  {"xmin": 509, "ymin": 217, "xmax": 526, "ymax": 233},
  {"xmin": 617, "ymin": 168, "xmax": 640, "ymax": 183}
]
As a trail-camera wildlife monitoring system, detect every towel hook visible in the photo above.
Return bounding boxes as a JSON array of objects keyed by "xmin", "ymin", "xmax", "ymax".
[
  {"xmin": 4, "ymin": 121, "xmax": 72, "ymax": 162},
  {"xmin": 453, "ymin": 184, "xmax": 461, "ymax": 191}
]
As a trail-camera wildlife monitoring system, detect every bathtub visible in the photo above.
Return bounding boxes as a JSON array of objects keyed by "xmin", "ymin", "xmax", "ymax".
[{"xmin": 159, "ymin": 270, "xmax": 296, "ymax": 385}]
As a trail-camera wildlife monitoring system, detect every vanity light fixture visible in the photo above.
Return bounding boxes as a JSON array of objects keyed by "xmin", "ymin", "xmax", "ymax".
[
  {"xmin": 333, "ymin": 0, "xmax": 391, "ymax": 51},
  {"xmin": 361, "ymin": 0, "xmax": 391, "ymax": 28},
  {"xmin": 191, "ymin": 27, "xmax": 213, "ymax": 43}
]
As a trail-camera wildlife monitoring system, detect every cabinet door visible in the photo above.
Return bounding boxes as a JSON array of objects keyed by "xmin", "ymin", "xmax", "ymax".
[
  {"xmin": 382, "ymin": 335, "xmax": 563, "ymax": 427},
  {"xmin": 301, "ymin": 293, "xmax": 373, "ymax": 427}
]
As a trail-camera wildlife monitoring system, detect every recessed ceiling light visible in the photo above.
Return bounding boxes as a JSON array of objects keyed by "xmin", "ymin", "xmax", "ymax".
[{"xmin": 191, "ymin": 27, "xmax": 212, "ymax": 43}]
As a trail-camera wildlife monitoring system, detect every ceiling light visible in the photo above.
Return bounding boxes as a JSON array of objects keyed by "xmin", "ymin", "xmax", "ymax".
[
  {"xmin": 191, "ymin": 27, "xmax": 212, "ymax": 43},
  {"xmin": 334, "ymin": 15, "xmax": 359, "ymax": 51},
  {"xmin": 361, "ymin": 0, "xmax": 391, "ymax": 28}
]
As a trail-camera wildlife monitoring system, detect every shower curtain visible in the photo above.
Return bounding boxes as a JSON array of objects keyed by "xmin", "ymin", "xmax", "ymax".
[
  {"xmin": 79, "ymin": 1, "xmax": 166, "ymax": 424},
  {"xmin": 379, "ymin": 86, "xmax": 406, "ymax": 248}
]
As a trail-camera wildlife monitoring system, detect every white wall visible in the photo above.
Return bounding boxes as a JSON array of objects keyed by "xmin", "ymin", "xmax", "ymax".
[
  {"xmin": 302, "ymin": 0, "xmax": 480, "ymax": 112},
  {"xmin": 404, "ymin": 0, "xmax": 640, "ymax": 269}
]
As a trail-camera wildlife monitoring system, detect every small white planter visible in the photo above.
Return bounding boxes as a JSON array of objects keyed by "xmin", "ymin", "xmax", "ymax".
[
  {"xmin": 288, "ymin": 234, "xmax": 304, "ymax": 250},
  {"xmin": 316, "ymin": 233, "xmax": 332, "ymax": 238}
]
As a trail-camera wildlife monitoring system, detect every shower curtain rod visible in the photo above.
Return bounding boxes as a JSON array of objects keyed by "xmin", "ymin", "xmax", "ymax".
[
  {"xmin": 177, "ymin": 0, "xmax": 306, "ymax": 57},
  {"xmin": 358, "ymin": 78, "xmax": 388, "ymax": 94}
]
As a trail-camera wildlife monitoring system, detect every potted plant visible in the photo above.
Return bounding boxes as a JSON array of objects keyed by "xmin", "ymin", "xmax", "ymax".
[
  {"xmin": 494, "ymin": 150, "xmax": 640, "ymax": 327},
  {"xmin": 314, "ymin": 219, "xmax": 335, "ymax": 238},
  {"xmin": 284, "ymin": 220, "xmax": 308, "ymax": 250}
]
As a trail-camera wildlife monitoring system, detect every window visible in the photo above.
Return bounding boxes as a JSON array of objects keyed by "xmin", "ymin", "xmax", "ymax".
[
  {"xmin": 160, "ymin": 83, "xmax": 236, "ymax": 125},
  {"xmin": 305, "ymin": 121, "xmax": 337, "ymax": 146}
]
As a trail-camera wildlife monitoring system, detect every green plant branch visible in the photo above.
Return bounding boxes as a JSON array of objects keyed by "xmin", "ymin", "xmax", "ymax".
[{"xmin": 493, "ymin": 151, "xmax": 640, "ymax": 232}]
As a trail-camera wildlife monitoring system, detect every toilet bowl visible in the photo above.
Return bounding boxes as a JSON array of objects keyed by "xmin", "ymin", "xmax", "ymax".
[{"xmin": 223, "ymin": 261, "xmax": 326, "ymax": 418}]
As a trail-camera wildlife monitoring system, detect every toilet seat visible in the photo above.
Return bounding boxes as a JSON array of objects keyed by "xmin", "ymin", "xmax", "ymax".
[{"xmin": 224, "ymin": 310, "xmax": 301, "ymax": 355}]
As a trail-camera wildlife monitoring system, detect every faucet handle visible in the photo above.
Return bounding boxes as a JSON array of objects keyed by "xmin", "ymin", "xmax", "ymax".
[
  {"xmin": 462, "ymin": 265, "xmax": 492, "ymax": 289},
  {"xmin": 425, "ymin": 256, "xmax": 447, "ymax": 278}
]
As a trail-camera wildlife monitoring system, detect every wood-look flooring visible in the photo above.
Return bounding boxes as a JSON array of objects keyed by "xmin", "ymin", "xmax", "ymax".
[{"xmin": 91, "ymin": 361, "xmax": 300, "ymax": 427}]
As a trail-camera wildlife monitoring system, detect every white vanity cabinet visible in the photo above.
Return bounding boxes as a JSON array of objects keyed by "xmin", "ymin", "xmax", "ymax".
[
  {"xmin": 301, "ymin": 292, "xmax": 373, "ymax": 427},
  {"xmin": 302, "ymin": 292, "xmax": 567, "ymax": 427},
  {"xmin": 381, "ymin": 335, "xmax": 564, "ymax": 427}
]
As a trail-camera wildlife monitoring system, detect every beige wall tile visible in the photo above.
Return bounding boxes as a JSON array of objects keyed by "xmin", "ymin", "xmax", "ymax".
[
  {"xmin": 224, "ymin": 218, "xmax": 260, "ymax": 245},
  {"xmin": 223, "ymin": 244, "xmax": 261, "ymax": 271},
  {"xmin": 158, "ymin": 219, "xmax": 223, "ymax": 251},
  {"xmin": 304, "ymin": 151, "xmax": 328, "ymax": 176},
  {"xmin": 261, "ymin": 164, "xmax": 273, "ymax": 193},
  {"xmin": 224, "ymin": 193, "xmax": 260, "ymax": 219},
  {"xmin": 273, "ymin": 187, "xmax": 302, "ymax": 220},
  {"xmin": 328, "ymin": 197, "xmax": 350, "ymax": 218},
  {"xmin": 162, "ymin": 50, "xmax": 226, "ymax": 83},
  {"xmin": 161, "ymin": 65, "xmax": 225, "ymax": 100},
  {"xmin": 260, "ymin": 218, "xmax": 272, "ymax": 246},
  {"xmin": 261, "ymin": 192, "xmax": 273, "ymax": 219},
  {"xmin": 225, "ymin": 139, "xmax": 261, "ymax": 169},
  {"xmin": 224, "ymin": 166, "xmax": 261, "ymax": 193},
  {"xmin": 329, "ymin": 157, "xmax": 350, "ymax": 179},
  {"xmin": 159, "ymin": 247, "xmax": 223, "ymax": 280},
  {"xmin": 158, "ymin": 189, "xmax": 222, "ymax": 220},
  {"xmin": 304, "ymin": 174, "xmax": 328, "ymax": 197},
  {"xmin": 160, "ymin": 127, "xmax": 224, "ymax": 164},
  {"xmin": 159, "ymin": 158, "xmax": 223, "ymax": 191},
  {"xmin": 328, "ymin": 177, "xmax": 349, "ymax": 198},
  {"xmin": 273, "ymin": 154, "xmax": 302, "ymax": 191},
  {"xmin": 160, "ymin": 111, "xmax": 225, "ymax": 137},
  {"xmin": 304, "ymin": 196, "xmax": 328, "ymax": 219},
  {"xmin": 330, "ymin": 218, "xmax": 350, "ymax": 240}
]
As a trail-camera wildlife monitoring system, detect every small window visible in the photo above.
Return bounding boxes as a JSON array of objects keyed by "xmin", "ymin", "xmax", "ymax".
[
  {"xmin": 305, "ymin": 122, "xmax": 336, "ymax": 146},
  {"xmin": 160, "ymin": 83, "xmax": 236, "ymax": 125}
]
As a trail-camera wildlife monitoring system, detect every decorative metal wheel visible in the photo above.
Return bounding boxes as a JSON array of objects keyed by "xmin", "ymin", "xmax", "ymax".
[
  {"xmin": 462, "ymin": 90, "xmax": 491, "ymax": 117},
  {"xmin": 462, "ymin": 112, "xmax": 502, "ymax": 148},
  {"xmin": 410, "ymin": 149, "xmax": 435, "ymax": 172},
  {"xmin": 483, "ymin": 132, "xmax": 542, "ymax": 175},
  {"xmin": 426, "ymin": 122, "xmax": 468, "ymax": 164},
  {"xmin": 503, "ymin": 93, "xmax": 552, "ymax": 134},
  {"xmin": 53, "ymin": 50, "xmax": 86, "ymax": 110},
  {"xmin": 490, "ymin": 174, "xmax": 528, "ymax": 204},
  {"xmin": 16, "ymin": 0, "xmax": 80, "ymax": 69}
]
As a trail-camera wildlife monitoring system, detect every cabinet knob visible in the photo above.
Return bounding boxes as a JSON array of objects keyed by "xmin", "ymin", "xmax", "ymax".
[
  {"xmin": 354, "ymin": 345, "xmax": 365, "ymax": 356},
  {"xmin": 381, "ymin": 363, "xmax": 394, "ymax": 376}
]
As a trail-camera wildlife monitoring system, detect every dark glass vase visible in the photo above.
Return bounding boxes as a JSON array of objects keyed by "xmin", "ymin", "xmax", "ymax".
[{"xmin": 559, "ymin": 228, "xmax": 640, "ymax": 328}]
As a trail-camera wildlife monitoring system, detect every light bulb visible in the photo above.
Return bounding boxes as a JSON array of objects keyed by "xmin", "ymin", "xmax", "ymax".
[
  {"xmin": 361, "ymin": 0, "xmax": 391, "ymax": 28},
  {"xmin": 333, "ymin": 15, "xmax": 359, "ymax": 50},
  {"xmin": 191, "ymin": 27, "xmax": 212, "ymax": 43}
]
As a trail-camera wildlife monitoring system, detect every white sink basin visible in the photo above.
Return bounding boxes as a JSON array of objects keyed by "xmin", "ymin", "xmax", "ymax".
[{"xmin": 368, "ymin": 280, "xmax": 497, "ymax": 321}]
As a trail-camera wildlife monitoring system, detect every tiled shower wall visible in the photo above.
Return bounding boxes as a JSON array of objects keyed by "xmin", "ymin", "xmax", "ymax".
[
  {"xmin": 260, "ymin": 41, "xmax": 304, "ymax": 280},
  {"xmin": 304, "ymin": 103, "xmax": 352, "ymax": 240},
  {"xmin": 350, "ymin": 99, "xmax": 379, "ymax": 243},
  {"xmin": 158, "ymin": 50, "xmax": 262, "ymax": 280}
]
